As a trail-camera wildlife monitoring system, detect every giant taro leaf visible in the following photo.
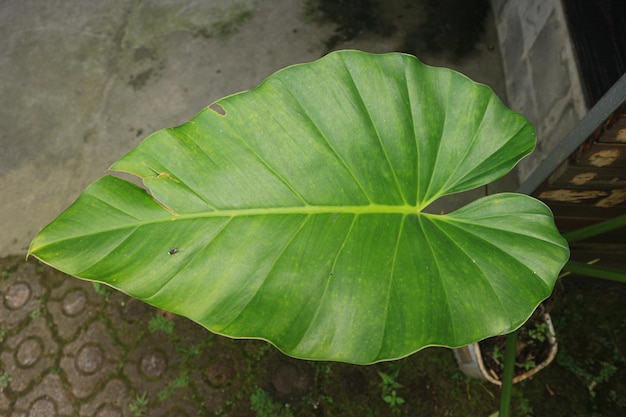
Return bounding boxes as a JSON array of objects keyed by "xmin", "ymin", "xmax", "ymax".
[{"xmin": 29, "ymin": 51, "xmax": 569, "ymax": 364}]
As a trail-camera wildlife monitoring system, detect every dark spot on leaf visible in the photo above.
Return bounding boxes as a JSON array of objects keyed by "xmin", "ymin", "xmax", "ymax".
[{"xmin": 209, "ymin": 102, "xmax": 226, "ymax": 116}]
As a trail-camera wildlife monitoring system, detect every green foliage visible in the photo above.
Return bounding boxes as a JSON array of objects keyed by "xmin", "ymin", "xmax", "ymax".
[
  {"xmin": 1, "ymin": 263, "xmax": 19, "ymax": 280},
  {"xmin": 515, "ymin": 394, "xmax": 535, "ymax": 417},
  {"xmin": 148, "ymin": 314, "xmax": 174, "ymax": 336},
  {"xmin": 92, "ymin": 282, "xmax": 112, "ymax": 301},
  {"xmin": 0, "ymin": 371, "xmax": 11, "ymax": 390},
  {"xmin": 129, "ymin": 392, "xmax": 149, "ymax": 417},
  {"xmin": 28, "ymin": 50, "xmax": 569, "ymax": 364},
  {"xmin": 491, "ymin": 345, "xmax": 503, "ymax": 363},
  {"xmin": 250, "ymin": 387, "xmax": 295, "ymax": 417},
  {"xmin": 246, "ymin": 340, "xmax": 272, "ymax": 362},
  {"xmin": 29, "ymin": 307, "xmax": 42, "ymax": 319},
  {"xmin": 157, "ymin": 372, "xmax": 190, "ymax": 402},
  {"xmin": 558, "ymin": 354, "xmax": 617, "ymax": 398},
  {"xmin": 303, "ymin": 393, "xmax": 334, "ymax": 411},
  {"xmin": 379, "ymin": 370, "xmax": 406, "ymax": 414},
  {"xmin": 554, "ymin": 291, "xmax": 626, "ymax": 414},
  {"xmin": 527, "ymin": 322, "xmax": 552, "ymax": 344},
  {"xmin": 520, "ymin": 360, "xmax": 537, "ymax": 371},
  {"xmin": 175, "ymin": 333, "xmax": 213, "ymax": 361}
]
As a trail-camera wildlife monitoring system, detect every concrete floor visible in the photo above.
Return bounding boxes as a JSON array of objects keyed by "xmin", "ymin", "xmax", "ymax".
[{"xmin": 1, "ymin": 0, "xmax": 506, "ymax": 256}]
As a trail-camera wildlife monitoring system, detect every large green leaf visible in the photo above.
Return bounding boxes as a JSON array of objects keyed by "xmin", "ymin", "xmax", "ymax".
[{"xmin": 29, "ymin": 50, "xmax": 569, "ymax": 364}]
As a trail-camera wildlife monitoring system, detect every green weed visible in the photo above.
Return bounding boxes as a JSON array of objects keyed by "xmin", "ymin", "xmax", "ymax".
[
  {"xmin": 521, "ymin": 360, "xmax": 537, "ymax": 371},
  {"xmin": 176, "ymin": 335, "xmax": 213, "ymax": 361},
  {"xmin": 148, "ymin": 314, "xmax": 174, "ymax": 336},
  {"xmin": 1, "ymin": 263, "xmax": 19, "ymax": 279},
  {"xmin": 518, "ymin": 395, "xmax": 535, "ymax": 417},
  {"xmin": 29, "ymin": 307, "xmax": 42, "ymax": 319},
  {"xmin": 250, "ymin": 387, "xmax": 295, "ymax": 417},
  {"xmin": 379, "ymin": 370, "xmax": 406, "ymax": 414},
  {"xmin": 92, "ymin": 282, "xmax": 111, "ymax": 301},
  {"xmin": 527, "ymin": 322, "xmax": 552, "ymax": 344},
  {"xmin": 157, "ymin": 372, "xmax": 189, "ymax": 402},
  {"xmin": 0, "ymin": 371, "xmax": 11, "ymax": 390},
  {"xmin": 491, "ymin": 345, "xmax": 503, "ymax": 363},
  {"xmin": 129, "ymin": 392, "xmax": 149, "ymax": 417}
]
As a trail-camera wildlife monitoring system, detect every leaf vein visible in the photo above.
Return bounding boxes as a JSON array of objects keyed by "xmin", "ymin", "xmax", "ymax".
[
  {"xmin": 276, "ymin": 79, "xmax": 374, "ymax": 204},
  {"xmin": 338, "ymin": 58, "xmax": 408, "ymax": 205}
]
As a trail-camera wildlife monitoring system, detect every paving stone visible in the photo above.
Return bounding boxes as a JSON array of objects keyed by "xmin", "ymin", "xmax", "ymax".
[
  {"xmin": 79, "ymin": 378, "xmax": 130, "ymax": 417},
  {"xmin": 48, "ymin": 279, "xmax": 102, "ymax": 341},
  {"xmin": 106, "ymin": 293, "xmax": 152, "ymax": 349},
  {"xmin": 191, "ymin": 339, "xmax": 249, "ymax": 413},
  {"xmin": 148, "ymin": 386, "xmax": 199, "ymax": 417},
  {"xmin": 151, "ymin": 406, "xmax": 194, "ymax": 417},
  {"xmin": 0, "ymin": 263, "xmax": 46, "ymax": 330},
  {"xmin": 4, "ymin": 283, "xmax": 31, "ymax": 310},
  {"xmin": 0, "ymin": 390, "xmax": 10, "ymax": 415},
  {"xmin": 2, "ymin": 317, "xmax": 59, "ymax": 393},
  {"xmin": 124, "ymin": 331, "xmax": 180, "ymax": 398},
  {"xmin": 60, "ymin": 321, "xmax": 121, "ymax": 399},
  {"xmin": 170, "ymin": 316, "xmax": 215, "ymax": 352},
  {"xmin": 271, "ymin": 360, "xmax": 312, "ymax": 400},
  {"xmin": 12, "ymin": 373, "xmax": 73, "ymax": 417}
]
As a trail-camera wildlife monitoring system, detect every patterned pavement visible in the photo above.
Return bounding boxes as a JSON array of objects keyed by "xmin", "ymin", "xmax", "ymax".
[{"xmin": 0, "ymin": 256, "xmax": 275, "ymax": 417}]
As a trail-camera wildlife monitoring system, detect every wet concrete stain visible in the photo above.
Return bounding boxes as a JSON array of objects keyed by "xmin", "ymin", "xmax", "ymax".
[
  {"xmin": 306, "ymin": 0, "xmax": 490, "ymax": 57},
  {"xmin": 402, "ymin": 0, "xmax": 490, "ymax": 57}
]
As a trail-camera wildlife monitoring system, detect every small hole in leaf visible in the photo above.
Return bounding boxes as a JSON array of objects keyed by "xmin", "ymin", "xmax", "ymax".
[{"xmin": 209, "ymin": 102, "xmax": 226, "ymax": 116}]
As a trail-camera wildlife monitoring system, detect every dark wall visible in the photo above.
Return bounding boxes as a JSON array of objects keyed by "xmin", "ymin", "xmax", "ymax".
[{"xmin": 563, "ymin": 0, "xmax": 626, "ymax": 105}]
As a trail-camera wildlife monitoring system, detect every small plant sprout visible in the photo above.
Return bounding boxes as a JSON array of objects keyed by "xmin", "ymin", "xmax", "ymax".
[
  {"xmin": 157, "ymin": 371, "xmax": 190, "ymax": 402},
  {"xmin": 129, "ymin": 392, "xmax": 149, "ymax": 417},
  {"xmin": 521, "ymin": 360, "xmax": 537, "ymax": 371},
  {"xmin": 92, "ymin": 282, "xmax": 112, "ymax": 301},
  {"xmin": 379, "ymin": 370, "xmax": 405, "ymax": 414},
  {"xmin": 148, "ymin": 314, "xmax": 174, "ymax": 336},
  {"xmin": 250, "ymin": 387, "xmax": 295, "ymax": 417},
  {"xmin": 528, "ymin": 322, "xmax": 553, "ymax": 344},
  {"xmin": 0, "ymin": 371, "xmax": 11, "ymax": 391}
]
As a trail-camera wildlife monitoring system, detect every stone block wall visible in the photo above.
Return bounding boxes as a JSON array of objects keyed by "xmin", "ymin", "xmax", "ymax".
[{"xmin": 491, "ymin": 0, "xmax": 588, "ymax": 182}]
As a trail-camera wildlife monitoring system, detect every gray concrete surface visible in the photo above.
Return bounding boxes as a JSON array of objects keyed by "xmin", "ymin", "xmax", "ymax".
[{"xmin": 1, "ymin": 0, "xmax": 507, "ymax": 256}]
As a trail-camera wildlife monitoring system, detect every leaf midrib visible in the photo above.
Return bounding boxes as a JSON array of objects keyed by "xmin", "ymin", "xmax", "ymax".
[
  {"xmin": 29, "ymin": 204, "xmax": 423, "ymax": 252},
  {"xmin": 175, "ymin": 204, "xmax": 420, "ymax": 218}
]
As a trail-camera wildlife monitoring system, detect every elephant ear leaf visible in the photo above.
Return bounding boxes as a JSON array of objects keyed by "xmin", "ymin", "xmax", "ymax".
[{"xmin": 29, "ymin": 51, "xmax": 569, "ymax": 364}]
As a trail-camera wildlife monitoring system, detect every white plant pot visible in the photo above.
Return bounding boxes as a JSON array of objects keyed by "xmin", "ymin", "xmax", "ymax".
[{"xmin": 453, "ymin": 310, "xmax": 557, "ymax": 385}]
